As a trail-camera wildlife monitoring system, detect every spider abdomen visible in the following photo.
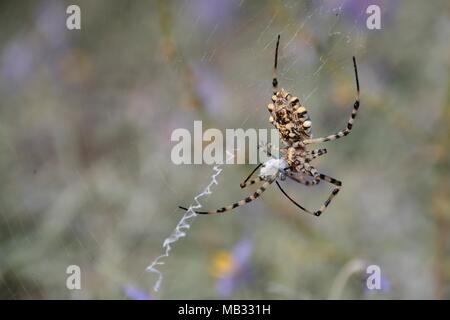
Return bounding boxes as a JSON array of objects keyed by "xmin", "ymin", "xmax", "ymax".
[{"xmin": 268, "ymin": 88, "xmax": 313, "ymax": 143}]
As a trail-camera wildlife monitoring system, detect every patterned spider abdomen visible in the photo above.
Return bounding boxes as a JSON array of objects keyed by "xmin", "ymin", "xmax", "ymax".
[{"xmin": 267, "ymin": 88, "xmax": 312, "ymax": 144}]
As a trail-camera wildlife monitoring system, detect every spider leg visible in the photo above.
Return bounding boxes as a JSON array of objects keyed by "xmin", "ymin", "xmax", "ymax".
[
  {"xmin": 240, "ymin": 163, "xmax": 262, "ymax": 188},
  {"xmin": 304, "ymin": 162, "xmax": 321, "ymax": 184},
  {"xmin": 179, "ymin": 178, "xmax": 275, "ymax": 215},
  {"xmin": 277, "ymin": 172, "xmax": 341, "ymax": 217},
  {"xmin": 272, "ymin": 34, "xmax": 280, "ymax": 91},
  {"xmin": 275, "ymin": 168, "xmax": 321, "ymax": 215},
  {"xmin": 275, "ymin": 181, "xmax": 315, "ymax": 216},
  {"xmin": 313, "ymin": 173, "xmax": 342, "ymax": 217},
  {"xmin": 240, "ymin": 176, "xmax": 264, "ymax": 188},
  {"xmin": 303, "ymin": 56, "xmax": 360, "ymax": 144},
  {"xmin": 286, "ymin": 171, "xmax": 319, "ymax": 186},
  {"xmin": 305, "ymin": 148, "xmax": 327, "ymax": 161},
  {"xmin": 240, "ymin": 142, "xmax": 279, "ymax": 188},
  {"xmin": 240, "ymin": 140, "xmax": 286, "ymax": 188}
]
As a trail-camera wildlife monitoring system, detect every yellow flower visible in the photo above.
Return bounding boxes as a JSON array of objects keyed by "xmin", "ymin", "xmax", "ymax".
[{"xmin": 210, "ymin": 251, "xmax": 234, "ymax": 278}]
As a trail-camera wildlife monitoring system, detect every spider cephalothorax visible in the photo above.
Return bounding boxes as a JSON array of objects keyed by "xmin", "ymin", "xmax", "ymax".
[{"xmin": 180, "ymin": 34, "xmax": 361, "ymax": 217}]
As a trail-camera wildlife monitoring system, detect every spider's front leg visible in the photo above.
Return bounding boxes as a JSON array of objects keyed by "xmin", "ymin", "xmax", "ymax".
[
  {"xmin": 286, "ymin": 171, "xmax": 320, "ymax": 186},
  {"xmin": 303, "ymin": 148, "xmax": 327, "ymax": 162},
  {"xmin": 303, "ymin": 57, "xmax": 360, "ymax": 145}
]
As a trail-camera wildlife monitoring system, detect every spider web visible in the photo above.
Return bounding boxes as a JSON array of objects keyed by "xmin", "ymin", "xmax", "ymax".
[
  {"xmin": 0, "ymin": 0, "xmax": 371, "ymax": 300},
  {"xmin": 143, "ymin": 0, "xmax": 367, "ymax": 296},
  {"xmin": 247, "ymin": 2, "xmax": 366, "ymax": 132},
  {"xmin": 166, "ymin": 0, "xmax": 370, "ymax": 294},
  {"xmin": 146, "ymin": 151, "xmax": 235, "ymax": 292}
]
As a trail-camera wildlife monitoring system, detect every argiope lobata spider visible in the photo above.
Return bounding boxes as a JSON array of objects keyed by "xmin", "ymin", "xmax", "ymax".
[{"xmin": 179, "ymin": 35, "xmax": 360, "ymax": 217}]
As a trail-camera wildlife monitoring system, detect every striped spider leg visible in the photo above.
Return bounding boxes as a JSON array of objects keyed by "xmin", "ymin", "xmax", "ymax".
[
  {"xmin": 276, "ymin": 170, "xmax": 342, "ymax": 216},
  {"xmin": 302, "ymin": 56, "xmax": 360, "ymax": 145},
  {"xmin": 239, "ymin": 161, "xmax": 317, "ymax": 217},
  {"xmin": 179, "ymin": 158, "xmax": 288, "ymax": 215}
]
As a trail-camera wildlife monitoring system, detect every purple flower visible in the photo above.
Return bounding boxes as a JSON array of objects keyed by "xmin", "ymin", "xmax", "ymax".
[
  {"xmin": 364, "ymin": 273, "xmax": 391, "ymax": 295},
  {"xmin": 194, "ymin": 66, "xmax": 229, "ymax": 117},
  {"xmin": 231, "ymin": 238, "xmax": 253, "ymax": 270},
  {"xmin": 344, "ymin": 0, "xmax": 398, "ymax": 26},
  {"xmin": 123, "ymin": 285, "xmax": 153, "ymax": 300},
  {"xmin": 188, "ymin": 0, "xmax": 238, "ymax": 30},
  {"xmin": 1, "ymin": 40, "xmax": 35, "ymax": 87},
  {"xmin": 34, "ymin": 0, "xmax": 67, "ymax": 48},
  {"xmin": 215, "ymin": 238, "xmax": 253, "ymax": 297}
]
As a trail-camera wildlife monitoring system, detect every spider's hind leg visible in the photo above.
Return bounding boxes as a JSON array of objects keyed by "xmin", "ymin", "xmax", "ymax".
[{"xmin": 313, "ymin": 173, "xmax": 342, "ymax": 217}]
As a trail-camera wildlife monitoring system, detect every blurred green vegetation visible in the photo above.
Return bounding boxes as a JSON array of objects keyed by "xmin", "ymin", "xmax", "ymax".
[{"xmin": 0, "ymin": 0, "xmax": 449, "ymax": 299}]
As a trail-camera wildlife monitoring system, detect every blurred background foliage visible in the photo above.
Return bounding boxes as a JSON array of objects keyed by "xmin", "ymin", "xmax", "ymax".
[{"xmin": 0, "ymin": 0, "xmax": 449, "ymax": 299}]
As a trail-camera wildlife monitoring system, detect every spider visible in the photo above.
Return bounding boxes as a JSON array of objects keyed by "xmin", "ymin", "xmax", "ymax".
[{"xmin": 179, "ymin": 35, "xmax": 360, "ymax": 216}]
